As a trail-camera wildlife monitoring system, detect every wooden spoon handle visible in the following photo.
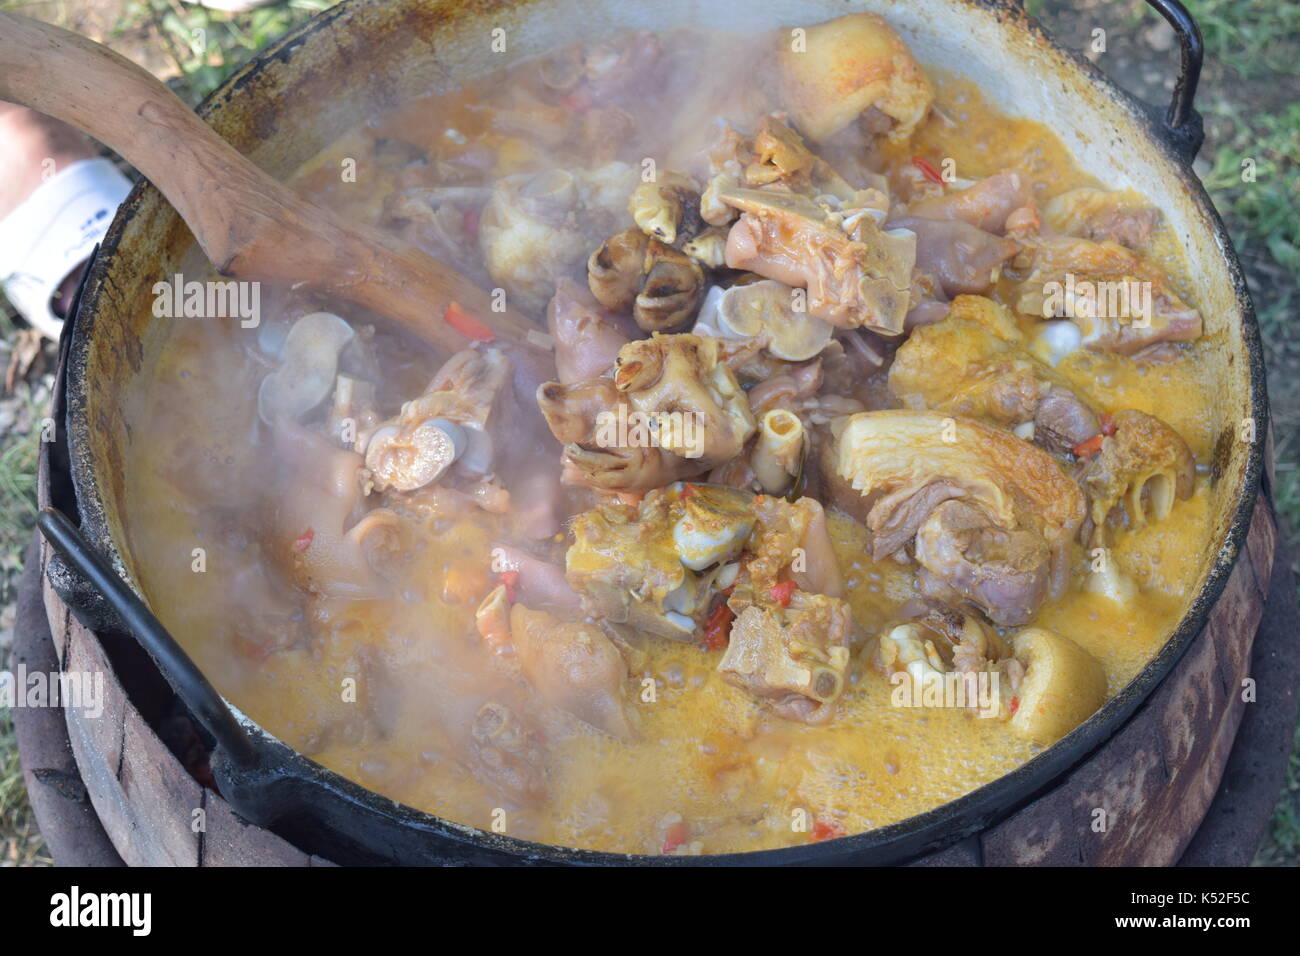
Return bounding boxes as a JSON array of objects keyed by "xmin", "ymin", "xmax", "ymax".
[{"xmin": 0, "ymin": 11, "xmax": 544, "ymax": 356}]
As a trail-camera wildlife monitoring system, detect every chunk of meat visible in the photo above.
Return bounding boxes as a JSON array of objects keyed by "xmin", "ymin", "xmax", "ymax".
[
  {"xmin": 267, "ymin": 422, "xmax": 407, "ymax": 599},
  {"xmin": 1043, "ymin": 187, "xmax": 1160, "ymax": 248},
  {"xmin": 889, "ymin": 295, "xmax": 1101, "ymax": 454},
  {"xmin": 776, "ymin": 12, "xmax": 934, "ymax": 143},
  {"xmin": 613, "ymin": 334, "xmax": 756, "ymax": 466},
  {"xmin": 904, "ymin": 269, "xmax": 950, "ymax": 330},
  {"xmin": 479, "ymin": 163, "xmax": 637, "ymax": 317},
  {"xmin": 834, "ymin": 410, "xmax": 1085, "ymax": 626},
  {"xmin": 628, "ymin": 170, "xmax": 704, "ymax": 246},
  {"xmin": 587, "ymin": 227, "xmax": 706, "ymax": 332},
  {"xmin": 743, "ymin": 356, "xmax": 826, "ymax": 417},
  {"xmin": 699, "ymin": 279, "xmax": 836, "ymax": 363},
  {"xmin": 742, "ymin": 115, "xmax": 862, "ymax": 201},
  {"xmin": 509, "ymin": 605, "xmax": 634, "ymax": 740},
  {"xmin": 1012, "ymin": 236, "xmax": 1202, "ymax": 355},
  {"xmin": 914, "ymin": 500, "xmax": 1055, "ymax": 629},
  {"xmin": 903, "ymin": 171, "xmax": 1030, "ymax": 234},
  {"xmin": 1076, "ymin": 409, "xmax": 1196, "ymax": 548},
  {"xmin": 360, "ymin": 347, "xmax": 509, "ymax": 492},
  {"xmin": 1006, "ymin": 627, "xmax": 1106, "ymax": 744},
  {"xmin": 567, "ymin": 483, "xmax": 753, "ymax": 641},
  {"xmin": 537, "ymin": 376, "xmax": 701, "ymax": 491},
  {"xmin": 490, "ymin": 544, "xmax": 582, "ymax": 611},
  {"xmin": 874, "ymin": 607, "xmax": 1012, "ymax": 683},
  {"xmin": 889, "ymin": 216, "xmax": 1020, "ymax": 297},
  {"xmin": 382, "ymin": 186, "xmax": 493, "ymax": 288},
  {"xmin": 1034, "ymin": 389, "xmax": 1101, "ymax": 453},
  {"xmin": 721, "ymin": 186, "xmax": 915, "ymax": 333},
  {"xmin": 402, "ymin": 348, "xmax": 510, "ymax": 429},
  {"xmin": 731, "ymin": 494, "xmax": 845, "ymax": 601},
  {"xmin": 546, "ymin": 278, "xmax": 633, "ymax": 383},
  {"xmin": 717, "ymin": 592, "xmax": 853, "ymax": 724}
]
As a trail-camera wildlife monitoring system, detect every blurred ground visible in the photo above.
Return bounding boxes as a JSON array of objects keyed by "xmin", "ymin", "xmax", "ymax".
[{"xmin": 1, "ymin": 0, "xmax": 1296, "ymax": 866}]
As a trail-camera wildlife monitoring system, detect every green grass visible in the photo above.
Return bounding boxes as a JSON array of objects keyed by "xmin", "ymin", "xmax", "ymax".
[
  {"xmin": 0, "ymin": 709, "xmax": 51, "ymax": 866},
  {"xmin": 112, "ymin": 0, "xmax": 335, "ymax": 105},
  {"xmin": 0, "ymin": 312, "xmax": 46, "ymax": 865},
  {"xmin": 1202, "ymin": 102, "xmax": 1300, "ymax": 300},
  {"xmin": 1191, "ymin": 0, "xmax": 1300, "ymax": 78},
  {"xmin": 1256, "ymin": 718, "xmax": 1300, "ymax": 864}
]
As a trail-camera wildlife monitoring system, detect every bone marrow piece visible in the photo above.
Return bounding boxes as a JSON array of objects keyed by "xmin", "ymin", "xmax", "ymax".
[{"xmin": 1006, "ymin": 628, "xmax": 1107, "ymax": 745}]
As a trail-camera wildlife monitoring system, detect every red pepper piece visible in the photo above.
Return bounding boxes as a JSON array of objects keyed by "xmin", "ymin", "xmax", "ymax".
[
  {"xmin": 444, "ymin": 301, "xmax": 495, "ymax": 342},
  {"xmin": 769, "ymin": 579, "xmax": 797, "ymax": 608},
  {"xmin": 912, "ymin": 155, "xmax": 945, "ymax": 185},
  {"xmin": 703, "ymin": 603, "xmax": 734, "ymax": 651},
  {"xmin": 1072, "ymin": 433, "xmax": 1105, "ymax": 459},
  {"xmin": 662, "ymin": 820, "xmax": 689, "ymax": 854},
  {"xmin": 811, "ymin": 818, "xmax": 846, "ymax": 842}
]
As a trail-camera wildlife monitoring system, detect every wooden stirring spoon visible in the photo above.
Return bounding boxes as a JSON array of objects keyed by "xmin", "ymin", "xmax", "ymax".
[{"xmin": 0, "ymin": 11, "xmax": 547, "ymax": 357}]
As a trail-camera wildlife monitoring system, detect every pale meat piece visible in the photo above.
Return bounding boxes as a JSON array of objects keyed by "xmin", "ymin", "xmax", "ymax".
[
  {"xmin": 834, "ymin": 410, "xmax": 1085, "ymax": 626},
  {"xmin": 1076, "ymin": 409, "xmax": 1196, "ymax": 548},
  {"xmin": 1012, "ymin": 235, "xmax": 1202, "ymax": 355},
  {"xmin": 742, "ymin": 115, "xmax": 860, "ymax": 199},
  {"xmin": 731, "ymin": 494, "xmax": 845, "ymax": 601},
  {"xmin": 360, "ymin": 347, "xmax": 509, "ymax": 493},
  {"xmin": 1042, "ymin": 187, "xmax": 1161, "ymax": 248},
  {"xmin": 537, "ymin": 334, "xmax": 755, "ymax": 491},
  {"xmin": 566, "ymin": 483, "xmax": 754, "ymax": 642},
  {"xmin": 776, "ymin": 12, "xmax": 934, "ymax": 143},
  {"xmin": 546, "ymin": 277, "xmax": 634, "ymax": 384},
  {"xmin": 902, "ymin": 171, "xmax": 1030, "ymax": 234},
  {"xmin": 718, "ymin": 592, "xmax": 853, "ymax": 725},
  {"xmin": 267, "ymin": 422, "xmax": 407, "ymax": 600},
  {"xmin": 509, "ymin": 605, "xmax": 634, "ymax": 740},
  {"xmin": 873, "ymin": 607, "xmax": 1014, "ymax": 698},
  {"xmin": 478, "ymin": 163, "xmax": 638, "ymax": 317},
  {"xmin": 717, "ymin": 495, "xmax": 852, "ymax": 724},
  {"xmin": 889, "ymin": 216, "xmax": 1020, "ymax": 297},
  {"xmin": 720, "ymin": 186, "xmax": 915, "ymax": 333},
  {"xmin": 888, "ymin": 295, "xmax": 1101, "ymax": 453},
  {"xmin": 536, "ymin": 376, "xmax": 700, "ymax": 491},
  {"xmin": 467, "ymin": 701, "xmax": 548, "ymax": 807}
]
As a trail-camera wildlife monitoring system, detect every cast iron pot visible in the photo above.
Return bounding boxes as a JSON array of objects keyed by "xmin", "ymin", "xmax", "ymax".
[{"xmin": 41, "ymin": 0, "xmax": 1266, "ymax": 865}]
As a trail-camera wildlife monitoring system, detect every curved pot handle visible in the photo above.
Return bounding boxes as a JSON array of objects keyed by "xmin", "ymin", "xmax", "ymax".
[
  {"xmin": 37, "ymin": 507, "xmax": 259, "ymax": 770},
  {"xmin": 1144, "ymin": 0, "xmax": 1205, "ymax": 164}
]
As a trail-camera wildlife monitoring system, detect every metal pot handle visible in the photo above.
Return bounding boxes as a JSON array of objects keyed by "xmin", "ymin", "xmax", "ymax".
[
  {"xmin": 1143, "ymin": 0, "xmax": 1204, "ymax": 163},
  {"xmin": 37, "ymin": 507, "xmax": 259, "ymax": 770}
]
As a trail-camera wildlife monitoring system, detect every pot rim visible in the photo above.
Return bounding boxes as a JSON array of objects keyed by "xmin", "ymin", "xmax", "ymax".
[{"xmin": 63, "ymin": 0, "xmax": 1267, "ymax": 864}]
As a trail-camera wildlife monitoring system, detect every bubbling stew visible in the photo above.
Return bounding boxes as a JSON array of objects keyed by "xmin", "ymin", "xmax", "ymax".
[{"xmin": 125, "ymin": 13, "xmax": 1218, "ymax": 853}]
